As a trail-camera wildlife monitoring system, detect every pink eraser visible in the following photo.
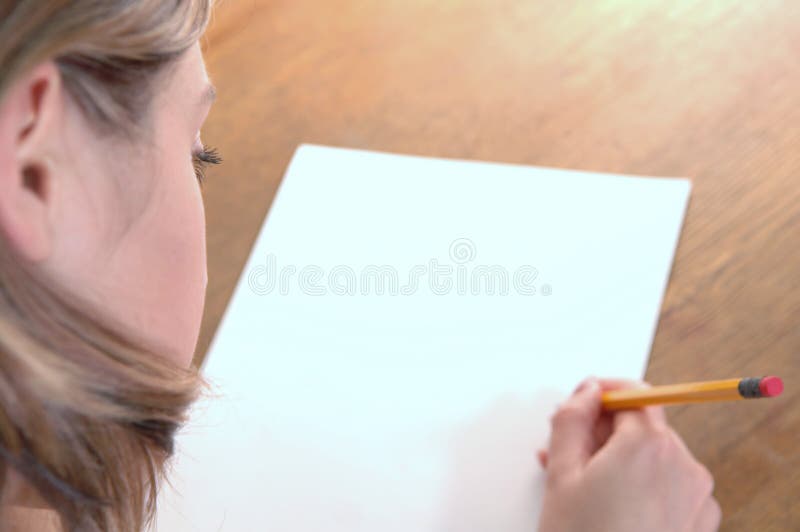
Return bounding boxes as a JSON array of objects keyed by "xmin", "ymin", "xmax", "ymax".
[{"xmin": 759, "ymin": 376, "xmax": 784, "ymax": 397}]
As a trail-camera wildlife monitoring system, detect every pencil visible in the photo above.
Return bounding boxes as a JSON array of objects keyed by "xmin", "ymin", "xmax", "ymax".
[{"xmin": 601, "ymin": 376, "xmax": 784, "ymax": 410}]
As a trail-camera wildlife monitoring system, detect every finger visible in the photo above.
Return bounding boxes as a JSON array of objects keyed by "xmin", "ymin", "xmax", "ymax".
[
  {"xmin": 610, "ymin": 407, "xmax": 652, "ymax": 435},
  {"xmin": 557, "ymin": 378, "xmax": 661, "ymax": 459},
  {"xmin": 604, "ymin": 380, "xmax": 668, "ymax": 430},
  {"xmin": 547, "ymin": 378, "xmax": 602, "ymax": 476},
  {"xmin": 566, "ymin": 379, "xmax": 653, "ymax": 455},
  {"xmin": 591, "ymin": 380, "xmax": 646, "ymax": 448},
  {"xmin": 596, "ymin": 379, "xmax": 667, "ymax": 424},
  {"xmin": 621, "ymin": 403, "xmax": 668, "ymax": 429},
  {"xmin": 593, "ymin": 411, "xmax": 615, "ymax": 449},
  {"xmin": 692, "ymin": 497, "xmax": 722, "ymax": 532},
  {"xmin": 608, "ymin": 404, "xmax": 667, "ymax": 430},
  {"xmin": 642, "ymin": 404, "xmax": 668, "ymax": 426},
  {"xmin": 596, "ymin": 378, "xmax": 643, "ymax": 391},
  {"xmin": 537, "ymin": 449, "xmax": 548, "ymax": 469}
]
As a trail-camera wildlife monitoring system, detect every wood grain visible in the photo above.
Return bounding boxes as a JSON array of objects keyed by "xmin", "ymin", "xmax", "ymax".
[{"xmin": 196, "ymin": 1, "xmax": 800, "ymax": 529}]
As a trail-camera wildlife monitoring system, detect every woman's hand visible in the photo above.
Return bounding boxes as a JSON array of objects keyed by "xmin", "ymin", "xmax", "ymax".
[{"xmin": 537, "ymin": 379, "xmax": 721, "ymax": 532}]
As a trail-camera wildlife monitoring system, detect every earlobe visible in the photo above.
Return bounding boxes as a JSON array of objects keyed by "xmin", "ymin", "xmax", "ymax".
[{"xmin": 0, "ymin": 62, "xmax": 63, "ymax": 263}]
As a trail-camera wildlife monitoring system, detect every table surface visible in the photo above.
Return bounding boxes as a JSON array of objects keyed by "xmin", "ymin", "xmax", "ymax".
[{"xmin": 198, "ymin": 1, "xmax": 799, "ymax": 529}]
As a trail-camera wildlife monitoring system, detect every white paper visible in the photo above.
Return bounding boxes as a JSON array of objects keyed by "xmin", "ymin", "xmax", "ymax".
[{"xmin": 156, "ymin": 145, "xmax": 691, "ymax": 531}]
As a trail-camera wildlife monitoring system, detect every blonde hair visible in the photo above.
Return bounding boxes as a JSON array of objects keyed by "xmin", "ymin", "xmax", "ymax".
[{"xmin": 0, "ymin": 1, "xmax": 212, "ymax": 530}]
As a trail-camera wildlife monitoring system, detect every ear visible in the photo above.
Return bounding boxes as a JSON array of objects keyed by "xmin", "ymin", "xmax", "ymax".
[{"xmin": 0, "ymin": 62, "xmax": 63, "ymax": 263}]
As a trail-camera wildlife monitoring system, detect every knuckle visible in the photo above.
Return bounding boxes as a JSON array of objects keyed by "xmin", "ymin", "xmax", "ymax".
[{"xmin": 694, "ymin": 464, "xmax": 715, "ymax": 495}]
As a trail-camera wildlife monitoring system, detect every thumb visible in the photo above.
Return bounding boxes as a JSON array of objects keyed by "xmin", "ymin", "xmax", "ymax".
[{"xmin": 546, "ymin": 379, "xmax": 602, "ymax": 477}]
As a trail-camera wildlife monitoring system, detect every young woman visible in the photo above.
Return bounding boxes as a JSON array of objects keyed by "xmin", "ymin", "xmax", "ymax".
[
  {"xmin": 0, "ymin": 1, "xmax": 719, "ymax": 530},
  {"xmin": 0, "ymin": 1, "xmax": 214, "ymax": 530}
]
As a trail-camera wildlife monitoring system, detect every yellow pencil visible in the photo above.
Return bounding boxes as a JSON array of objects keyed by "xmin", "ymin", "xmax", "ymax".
[{"xmin": 601, "ymin": 376, "xmax": 784, "ymax": 410}]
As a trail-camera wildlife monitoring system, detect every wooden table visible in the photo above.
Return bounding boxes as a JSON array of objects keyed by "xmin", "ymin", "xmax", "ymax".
[{"xmin": 198, "ymin": 1, "xmax": 799, "ymax": 529}]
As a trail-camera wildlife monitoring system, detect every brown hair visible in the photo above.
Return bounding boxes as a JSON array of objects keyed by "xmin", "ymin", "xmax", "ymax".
[{"xmin": 0, "ymin": 1, "xmax": 212, "ymax": 530}]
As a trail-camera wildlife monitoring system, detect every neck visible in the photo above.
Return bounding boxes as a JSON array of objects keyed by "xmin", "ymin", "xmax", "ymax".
[
  {"xmin": 1, "ymin": 467, "xmax": 62, "ymax": 530},
  {"xmin": 1, "ymin": 466, "xmax": 49, "ymax": 508}
]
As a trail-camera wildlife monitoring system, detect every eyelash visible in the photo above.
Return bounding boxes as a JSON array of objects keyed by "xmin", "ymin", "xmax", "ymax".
[{"xmin": 192, "ymin": 146, "xmax": 222, "ymax": 184}]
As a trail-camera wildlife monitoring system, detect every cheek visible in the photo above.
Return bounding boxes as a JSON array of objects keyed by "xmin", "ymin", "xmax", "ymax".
[
  {"xmin": 44, "ymin": 104, "xmax": 207, "ymax": 367},
  {"xmin": 100, "ymin": 155, "xmax": 207, "ymax": 367},
  {"xmin": 151, "ymin": 162, "xmax": 207, "ymax": 364}
]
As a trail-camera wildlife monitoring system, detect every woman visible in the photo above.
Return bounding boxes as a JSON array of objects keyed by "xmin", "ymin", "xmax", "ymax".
[
  {"xmin": 0, "ymin": 1, "xmax": 215, "ymax": 530},
  {"xmin": 0, "ymin": 1, "xmax": 719, "ymax": 531}
]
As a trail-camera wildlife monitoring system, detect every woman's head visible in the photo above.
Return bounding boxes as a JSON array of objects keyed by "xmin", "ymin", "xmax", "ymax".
[
  {"xmin": 0, "ymin": 1, "xmax": 215, "ymax": 530},
  {"xmin": 0, "ymin": 0, "xmax": 216, "ymax": 366}
]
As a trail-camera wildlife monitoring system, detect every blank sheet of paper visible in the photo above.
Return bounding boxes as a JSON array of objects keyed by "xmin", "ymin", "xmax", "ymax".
[{"xmin": 156, "ymin": 145, "xmax": 691, "ymax": 531}]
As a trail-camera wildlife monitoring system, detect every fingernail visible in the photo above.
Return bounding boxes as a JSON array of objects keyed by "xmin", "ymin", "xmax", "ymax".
[{"xmin": 574, "ymin": 377, "xmax": 594, "ymax": 393}]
